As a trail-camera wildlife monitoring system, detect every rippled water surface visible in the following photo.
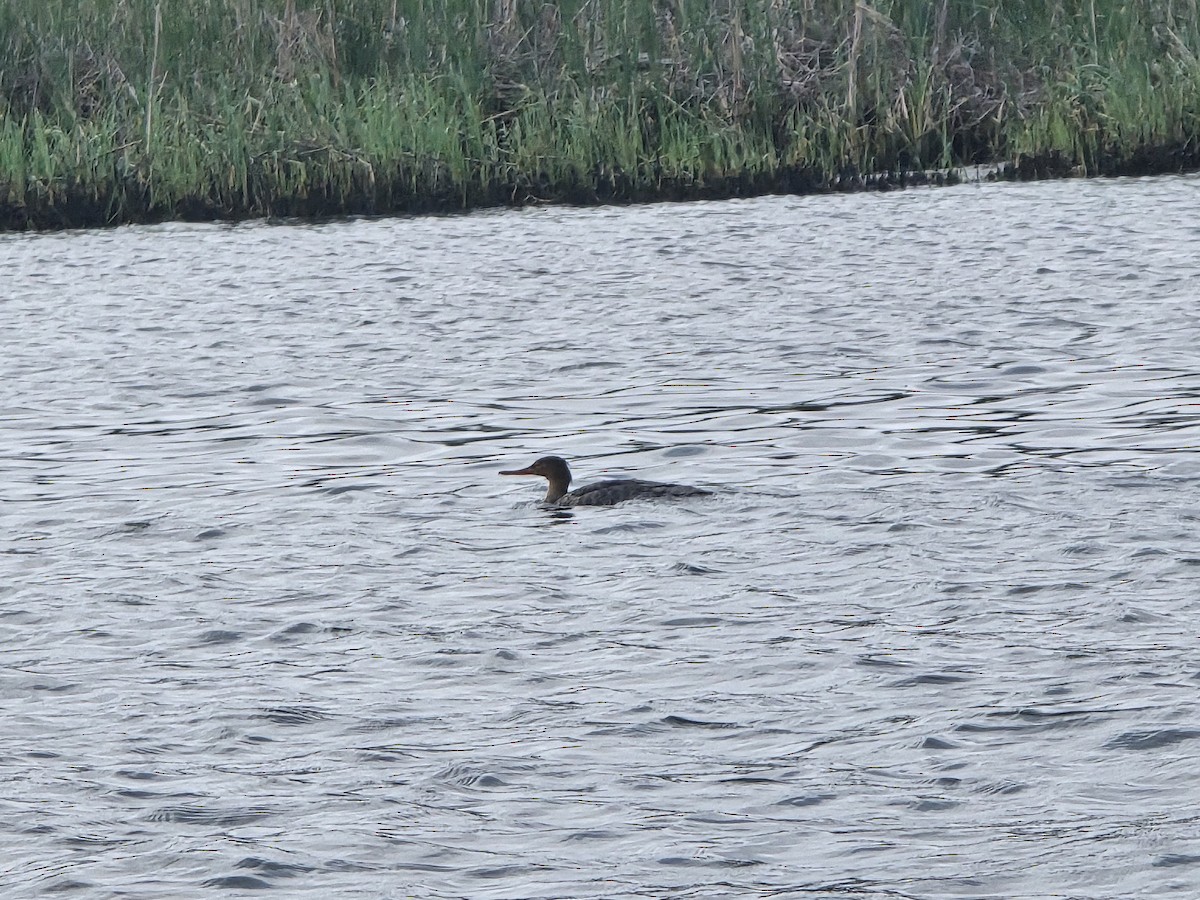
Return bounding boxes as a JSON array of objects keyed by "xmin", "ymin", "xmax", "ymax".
[{"xmin": 4, "ymin": 175, "xmax": 1200, "ymax": 899}]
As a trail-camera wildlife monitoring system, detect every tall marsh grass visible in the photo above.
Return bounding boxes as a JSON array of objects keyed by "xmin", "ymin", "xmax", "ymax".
[{"xmin": 2, "ymin": 0, "xmax": 1200, "ymax": 227}]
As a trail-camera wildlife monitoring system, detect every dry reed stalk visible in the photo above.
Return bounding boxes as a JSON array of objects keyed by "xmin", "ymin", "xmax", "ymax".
[
  {"xmin": 847, "ymin": 0, "xmax": 863, "ymax": 114},
  {"xmin": 325, "ymin": 0, "xmax": 340, "ymax": 87},
  {"xmin": 931, "ymin": 0, "xmax": 948, "ymax": 67},
  {"xmin": 144, "ymin": 1, "xmax": 161, "ymax": 155},
  {"xmin": 730, "ymin": 5, "xmax": 744, "ymax": 111},
  {"xmin": 488, "ymin": 0, "xmax": 521, "ymax": 86},
  {"xmin": 271, "ymin": 0, "xmax": 336, "ymax": 83}
]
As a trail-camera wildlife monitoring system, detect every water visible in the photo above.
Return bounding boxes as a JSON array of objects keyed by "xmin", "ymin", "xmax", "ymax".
[{"xmin": 3, "ymin": 175, "xmax": 1200, "ymax": 899}]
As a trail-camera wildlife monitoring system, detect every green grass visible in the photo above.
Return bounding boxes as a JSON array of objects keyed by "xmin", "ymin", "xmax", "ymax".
[{"xmin": 2, "ymin": 0, "xmax": 1200, "ymax": 228}]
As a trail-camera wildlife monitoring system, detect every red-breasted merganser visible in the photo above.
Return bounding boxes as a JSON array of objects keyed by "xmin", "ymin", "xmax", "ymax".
[{"xmin": 500, "ymin": 455, "xmax": 710, "ymax": 506}]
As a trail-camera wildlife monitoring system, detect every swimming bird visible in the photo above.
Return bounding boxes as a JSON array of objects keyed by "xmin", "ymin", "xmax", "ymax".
[{"xmin": 500, "ymin": 455, "xmax": 710, "ymax": 507}]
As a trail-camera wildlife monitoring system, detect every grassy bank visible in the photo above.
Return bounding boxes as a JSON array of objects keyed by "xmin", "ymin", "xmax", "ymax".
[{"xmin": 2, "ymin": 0, "xmax": 1199, "ymax": 229}]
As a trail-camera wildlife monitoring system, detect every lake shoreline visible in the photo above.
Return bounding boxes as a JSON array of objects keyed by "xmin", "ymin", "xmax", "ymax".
[{"xmin": 4, "ymin": 146, "xmax": 1199, "ymax": 233}]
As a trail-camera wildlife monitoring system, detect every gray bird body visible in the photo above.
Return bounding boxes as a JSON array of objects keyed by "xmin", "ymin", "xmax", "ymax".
[{"xmin": 500, "ymin": 456, "xmax": 710, "ymax": 506}]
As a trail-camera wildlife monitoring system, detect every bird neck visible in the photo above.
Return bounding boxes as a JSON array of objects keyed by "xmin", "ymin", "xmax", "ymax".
[{"xmin": 543, "ymin": 474, "xmax": 570, "ymax": 503}]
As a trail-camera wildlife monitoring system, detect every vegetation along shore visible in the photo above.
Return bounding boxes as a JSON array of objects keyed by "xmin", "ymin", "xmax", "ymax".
[{"xmin": 2, "ymin": 0, "xmax": 1199, "ymax": 230}]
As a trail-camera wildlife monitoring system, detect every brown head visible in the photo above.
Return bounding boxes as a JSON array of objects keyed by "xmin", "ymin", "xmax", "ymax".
[{"xmin": 499, "ymin": 455, "xmax": 573, "ymax": 503}]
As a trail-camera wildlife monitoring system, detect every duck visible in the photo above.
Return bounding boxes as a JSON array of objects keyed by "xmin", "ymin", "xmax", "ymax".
[{"xmin": 499, "ymin": 455, "xmax": 710, "ymax": 506}]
